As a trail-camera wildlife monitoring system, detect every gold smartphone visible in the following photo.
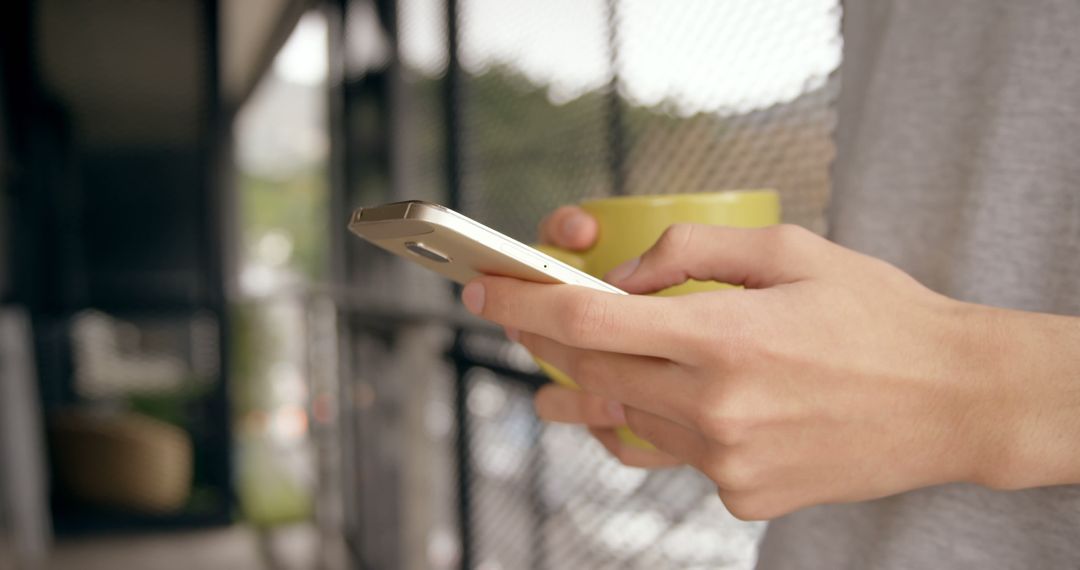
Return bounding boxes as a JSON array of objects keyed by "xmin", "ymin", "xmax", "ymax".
[{"xmin": 348, "ymin": 200, "xmax": 625, "ymax": 295}]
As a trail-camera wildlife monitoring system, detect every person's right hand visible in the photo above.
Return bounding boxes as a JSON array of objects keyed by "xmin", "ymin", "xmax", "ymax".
[{"xmin": 531, "ymin": 206, "xmax": 682, "ymax": 468}]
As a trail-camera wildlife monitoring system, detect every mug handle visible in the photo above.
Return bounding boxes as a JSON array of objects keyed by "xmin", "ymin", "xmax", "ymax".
[{"xmin": 528, "ymin": 243, "xmax": 657, "ymax": 451}]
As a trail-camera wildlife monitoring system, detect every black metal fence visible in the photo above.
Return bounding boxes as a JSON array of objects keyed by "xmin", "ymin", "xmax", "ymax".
[{"xmin": 328, "ymin": 1, "xmax": 840, "ymax": 568}]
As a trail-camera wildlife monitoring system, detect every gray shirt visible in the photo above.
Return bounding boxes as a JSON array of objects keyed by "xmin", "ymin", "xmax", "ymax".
[{"xmin": 757, "ymin": 1, "xmax": 1080, "ymax": 568}]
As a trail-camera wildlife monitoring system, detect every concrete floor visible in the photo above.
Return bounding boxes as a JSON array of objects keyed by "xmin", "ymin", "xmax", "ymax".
[{"xmin": 46, "ymin": 524, "xmax": 320, "ymax": 570}]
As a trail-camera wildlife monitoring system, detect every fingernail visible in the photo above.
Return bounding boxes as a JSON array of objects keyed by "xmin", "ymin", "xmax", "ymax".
[
  {"xmin": 504, "ymin": 327, "xmax": 520, "ymax": 342},
  {"xmin": 606, "ymin": 401, "xmax": 627, "ymax": 424},
  {"xmin": 561, "ymin": 212, "xmax": 587, "ymax": 240},
  {"xmin": 605, "ymin": 257, "xmax": 640, "ymax": 284},
  {"xmin": 462, "ymin": 282, "xmax": 485, "ymax": 314}
]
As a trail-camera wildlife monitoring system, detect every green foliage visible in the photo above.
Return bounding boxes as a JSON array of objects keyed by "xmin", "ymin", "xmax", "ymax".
[
  {"xmin": 239, "ymin": 164, "xmax": 327, "ymax": 280},
  {"xmin": 229, "ymin": 301, "xmax": 277, "ymax": 414},
  {"xmin": 230, "ymin": 302, "xmax": 310, "ymax": 526},
  {"xmin": 236, "ymin": 434, "xmax": 312, "ymax": 527}
]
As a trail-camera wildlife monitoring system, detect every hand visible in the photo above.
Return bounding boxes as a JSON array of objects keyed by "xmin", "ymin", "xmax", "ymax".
[
  {"xmin": 463, "ymin": 224, "xmax": 1080, "ymax": 520},
  {"xmin": 533, "ymin": 206, "xmax": 682, "ymax": 467}
]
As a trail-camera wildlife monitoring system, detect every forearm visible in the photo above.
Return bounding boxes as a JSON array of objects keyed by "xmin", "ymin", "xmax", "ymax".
[{"xmin": 966, "ymin": 302, "xmax": 1080, "ymax": 489}]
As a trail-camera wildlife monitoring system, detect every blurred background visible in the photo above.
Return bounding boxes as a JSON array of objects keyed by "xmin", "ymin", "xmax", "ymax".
[{"xmin": 0, "ymin": 0, "xmax": 840, "ymax": 568}]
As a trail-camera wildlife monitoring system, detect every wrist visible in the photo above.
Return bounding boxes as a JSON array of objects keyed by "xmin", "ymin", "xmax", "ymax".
[
  {"xmin": 944, "ymin": 301, "xmax": 1022, "ymax": 489},
  {"xmin": 955, "ymin": 303, "xmax": 1080, "ymax": 490}
]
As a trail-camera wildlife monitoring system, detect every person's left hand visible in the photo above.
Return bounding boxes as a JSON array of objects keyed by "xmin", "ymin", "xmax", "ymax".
[{"xmin": 461, "ymin": 224, "xmax": 1019, "ymax": 520}]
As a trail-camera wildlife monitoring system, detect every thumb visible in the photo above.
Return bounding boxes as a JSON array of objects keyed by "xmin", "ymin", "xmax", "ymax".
[{"xmin": 605, "ymin": 224, "xmax": 827, "ymax": 294}]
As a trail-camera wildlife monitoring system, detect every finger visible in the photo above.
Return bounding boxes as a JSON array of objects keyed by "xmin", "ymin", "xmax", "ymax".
[
  {"xmin": 462, "ymin": 276, "xmax": 699, "ymax": 361},
  {"xmin": 624, "ymin": 406, "xmax": 710, "ymax": 471},
  {"xmin": 539, "ymin": 206, "xmax": 598, "ymax": 251},
  {"xmin": 589, "ymin": 428, "xmax": 684, "ymax": 469},
  {"xmin": 605, "ymin": 224, "xmax": 833, "ymax": 294},
  {"xmin": 718, "ymin": 489, "xmax": 795, "ymax": 522},
  {"xmin": 520, "ymin": 332, "xmax": 698, "ymax": 425},
  {"xmin": 533, "ymin": 384, "xmax": 626, "ymax": 427}
]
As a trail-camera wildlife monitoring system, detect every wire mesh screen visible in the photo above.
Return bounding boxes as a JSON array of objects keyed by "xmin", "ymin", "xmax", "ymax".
[
  {"xmin": 615, "ymin": 1, "xmax": 840, "ymax": 232},
  {"xmin": 456, "ymin": 332, "xmax": 765, "ymax": 570},
  {"xmin": 457, "ymin": 0, "xmax": 841, "ymax": 240}
]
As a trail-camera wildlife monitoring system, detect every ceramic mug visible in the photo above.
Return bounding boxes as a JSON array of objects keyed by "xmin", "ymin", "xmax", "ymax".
[{"xmin": 533, "ymin": 190, "xmax": 781, "ymax": 448}]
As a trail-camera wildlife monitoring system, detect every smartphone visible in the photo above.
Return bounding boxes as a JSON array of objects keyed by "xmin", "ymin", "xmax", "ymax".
[{"xmin": 348, "ymin": 200, "xmax": 625, "ymax": 295}]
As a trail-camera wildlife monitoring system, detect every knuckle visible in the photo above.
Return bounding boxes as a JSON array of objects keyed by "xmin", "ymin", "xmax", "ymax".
[
  {"xmin": 561, "ymin": 294, "xmax": 615, "ymax": 345},
  {"xmin": 707, "ymin": 452, "xmax": 759, "ymax": 492},
  {"xmin": 769, "ymin": 223, "xmax": 810, "ymax": 243},
  {"xmin": 655, "ymin": 223, "xmax": 697, "ymax": 255},
  {"xmin": 692, "ymin": 387, "xmax": 751, "ymax": 446},
  {"xmin": 765, "ymin": 224, "xmax": 813, "ymax": 255},
  {"xmin": 712, "ymin": 416, "xmax": 750, "ymax": 447},
  {"xmin": 719, "ymin": 492, "xmax": 775, "ymax": 521}
]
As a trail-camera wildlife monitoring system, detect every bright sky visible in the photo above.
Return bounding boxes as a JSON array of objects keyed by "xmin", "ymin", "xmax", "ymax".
[
  {"xmin": 274, "ymin": 0, "xmax": 842, "ymax": 113},
  {"xmin": 274, "ymin": 12, "xmax": 328, "ymax": 86},
  {"xmin": 404, "ymin": 0, "xmax": 842, "ymax": 113}
]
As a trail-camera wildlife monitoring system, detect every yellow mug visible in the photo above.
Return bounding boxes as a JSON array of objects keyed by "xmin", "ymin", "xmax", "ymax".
[{"xmin": 533, "ymin": 190, "xmax": 781, "ymax": 448}]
